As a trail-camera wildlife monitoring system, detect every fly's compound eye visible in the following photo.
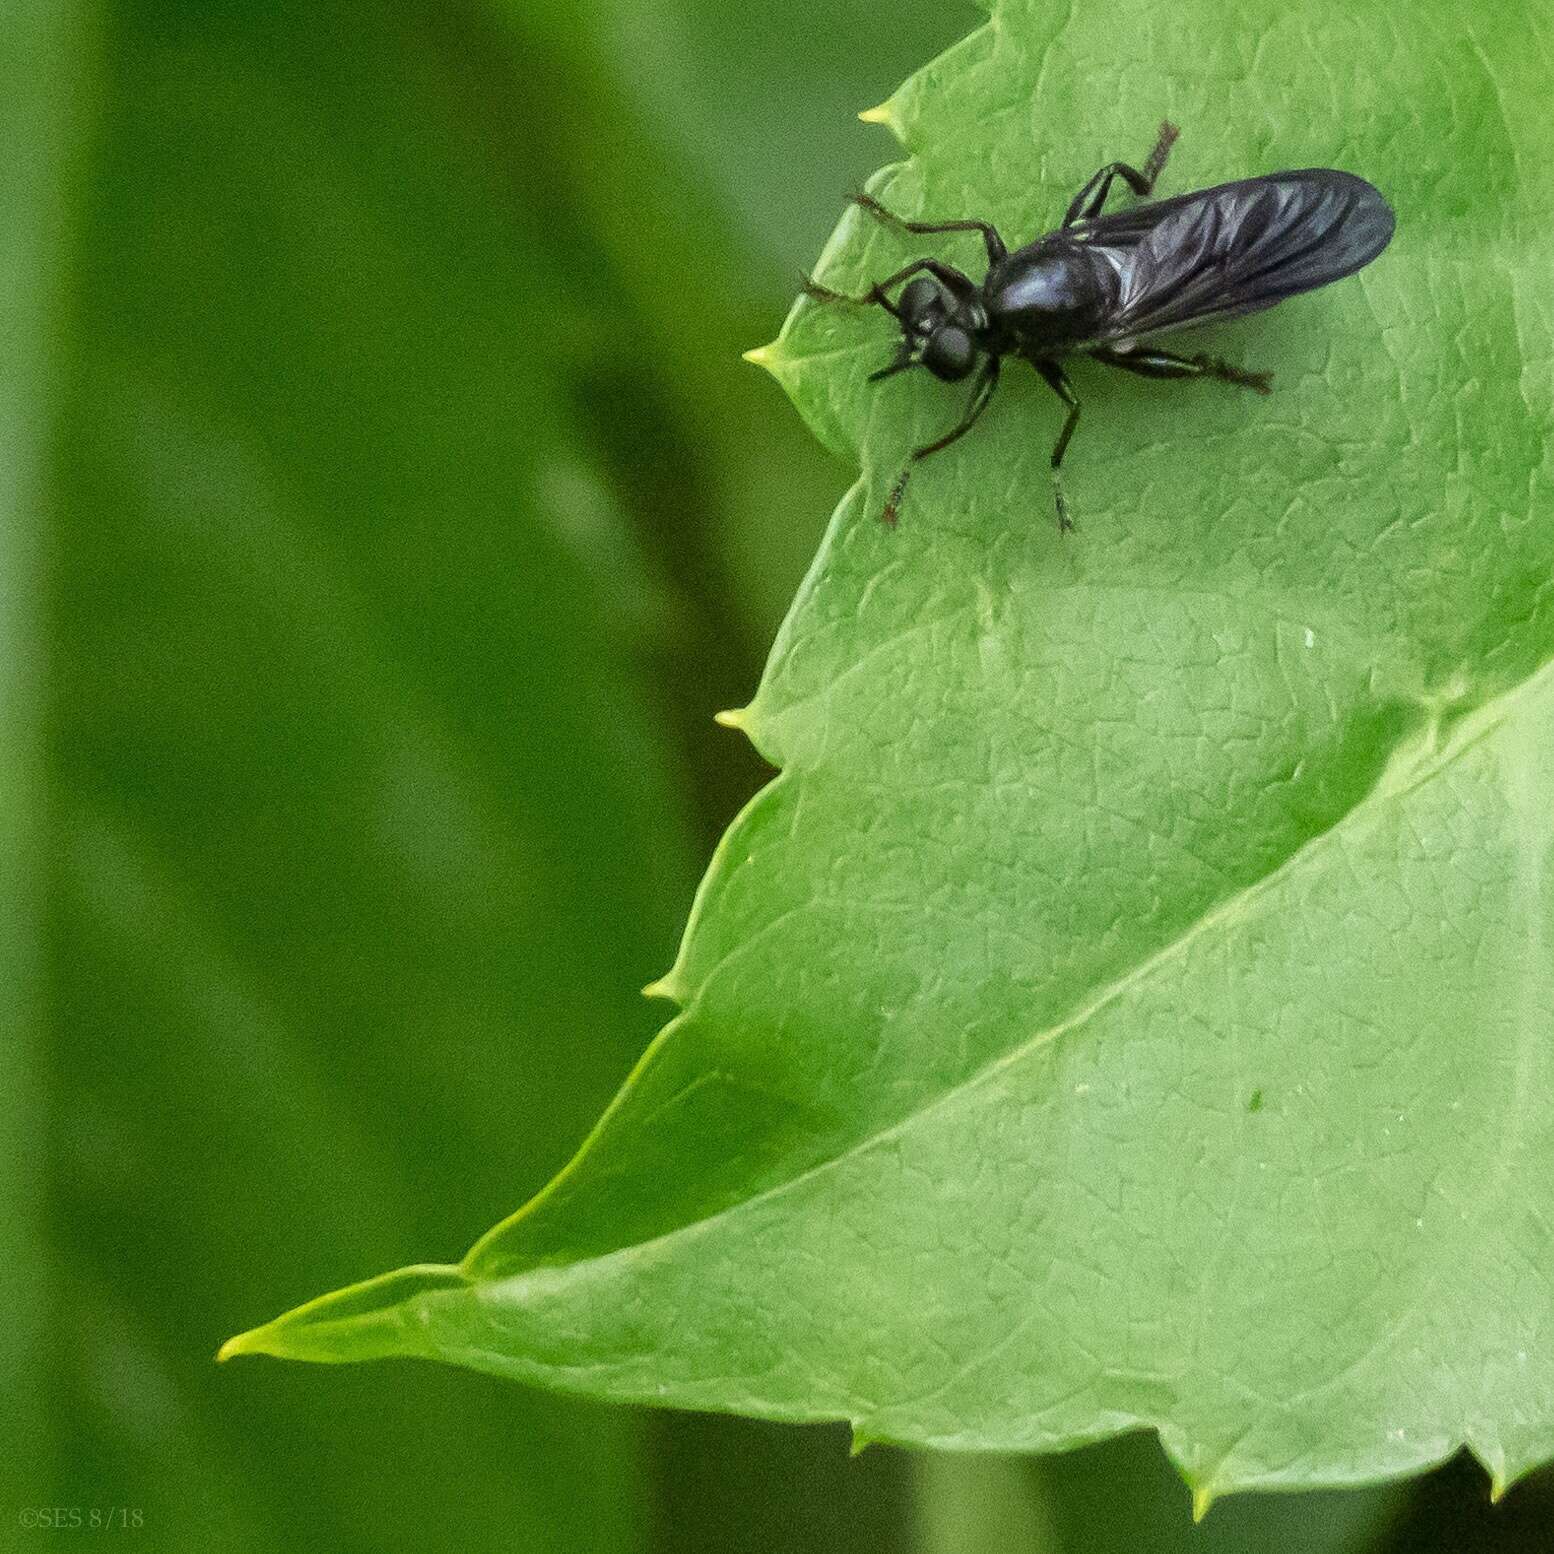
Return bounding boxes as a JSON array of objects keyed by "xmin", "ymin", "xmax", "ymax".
[
  {"xmin": 921, "ymin": 324, "xmax": 976, "ymax": 381},
  {"xmin": 897, "ymin": 277, "xmax": 942, "ymax": 326}
]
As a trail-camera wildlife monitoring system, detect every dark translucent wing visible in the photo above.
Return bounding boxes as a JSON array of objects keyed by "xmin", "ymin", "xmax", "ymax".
[
  {"xmin": 1065, "ymin": 183, "xmax": 1212, "ymax": 248},
  {"xmin": 1083, "ymin": 170, "xmax": 1394, "ymax": 343}
]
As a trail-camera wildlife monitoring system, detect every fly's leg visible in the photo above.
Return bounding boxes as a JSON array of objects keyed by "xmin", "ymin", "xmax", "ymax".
[
  {"xmin": 1137, "ymin": 120, "xmax": 1180, "ymax": 191},
  {"xmin": 849, "ymin": 192, "xmax": 1008, "ymax": 265},
  {"xmin": 1092, "ymin": 344, "xmax": 1273, "ymax": 394},
  {"xmin": 1034, "ymin": 359, "xmax": 1080, "ymax": 533},
  {"xmin": 803, "ymin": 256, "xmax": 976, "ymax": 314},
  {"xmin": 881, "ymin": 358, "xmax": 1001, "ymax": 526},
  {"xmin": 1062, "ymin": 120, "xmax": 1179, "ymax": 227}
]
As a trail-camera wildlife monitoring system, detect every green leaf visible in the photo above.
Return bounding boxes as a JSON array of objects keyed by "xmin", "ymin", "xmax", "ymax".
[
  {"xmin": 38, "ymin": 3, "xmax": 697, "ymax": 1549},
  {"xmin": 225, "ymin": 0, "xmax": 1554, "ymax": 1503}
]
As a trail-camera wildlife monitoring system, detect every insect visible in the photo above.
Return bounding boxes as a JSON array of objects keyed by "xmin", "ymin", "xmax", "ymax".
[{"xmin": 804, "ymin": 122, "xmax": 1395, "ymax": 530}]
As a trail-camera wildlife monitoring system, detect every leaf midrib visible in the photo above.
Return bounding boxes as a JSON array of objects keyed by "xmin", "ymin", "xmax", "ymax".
[{"xmin": 483, "ymin": 642, "xmax": 1550, "ymax": 1290}]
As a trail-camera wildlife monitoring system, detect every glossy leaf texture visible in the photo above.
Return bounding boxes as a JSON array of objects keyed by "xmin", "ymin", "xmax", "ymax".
[
  {"xmin": 37, "ymin": 2, "xmax": 697, "ymax": 1550},
  {"xmin": 226, "ymin": 0, "xmax": 1554, "ymax": 1502}
]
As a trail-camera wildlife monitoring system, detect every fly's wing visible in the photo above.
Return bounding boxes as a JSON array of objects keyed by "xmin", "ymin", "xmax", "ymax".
[
  {"xmin": 1064, "ymin": 183, "xmax": 1210, "ymax": 248},
  {"xmin": 1081, "ymin": 170, "xmax": 1394, "ymax": 343}
]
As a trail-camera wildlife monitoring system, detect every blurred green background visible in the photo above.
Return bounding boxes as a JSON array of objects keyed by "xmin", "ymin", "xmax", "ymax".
[{"xmin": 8, "ymin": 0, "xmax": 1552, "ymax": 1549}]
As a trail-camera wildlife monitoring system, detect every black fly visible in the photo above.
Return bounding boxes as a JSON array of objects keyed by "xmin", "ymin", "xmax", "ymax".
[{"xmin": 804, "ymin": 122, "xmax": 1395, "ymax": 530}]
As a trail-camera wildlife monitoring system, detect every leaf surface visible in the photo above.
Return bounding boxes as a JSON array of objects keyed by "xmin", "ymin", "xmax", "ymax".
[{"xmin": 227, "ymin": 0, "xmax": 1554, "ymax": 1499}]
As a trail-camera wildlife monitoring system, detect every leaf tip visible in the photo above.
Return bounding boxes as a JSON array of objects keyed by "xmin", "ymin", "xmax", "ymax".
[
  {"xmin": 215, "ymin": 1325, "xmax": 272, "ymax": 1364},
  {"xmin": 641, "ymin": 976, "xmax": 679, "ymax": 1002},
  {"xmin": 1191, "ymin": 1486, "xmax": 1215, "ymax": 1523},
  {"xmin": 741, "ymin": 343, "xmax": 780, "ymax": 373},
  {"xmin": 714, "ymin": 706, "xmax": 748, "ymax": 730},
  {"xmin": 848, "ymin": 1424, "xmax": 876, "ymax": 1456},
  {"xmin": 216, "ymin": 1263, "xmax": 468, "ymax": 1369},
  {"xmin": 1489, "ymin": 1473, "xmax": 1509, "ymax": 1504},
  {"xmin": 857, "ymin": 99, "xmax": 896, "ymax": 128}
]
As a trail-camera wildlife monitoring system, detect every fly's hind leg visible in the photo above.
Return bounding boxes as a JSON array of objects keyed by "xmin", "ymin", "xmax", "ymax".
[
  {"xmin": 1063, "ymin": 121, "xmax": 1180, "ymax": 227},
  {"xmin": 1092, "ymin": 344, "xmax": 1273, "ymax": 394}
]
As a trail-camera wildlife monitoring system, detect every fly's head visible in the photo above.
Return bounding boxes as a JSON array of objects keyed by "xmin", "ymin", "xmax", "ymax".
[{"xmin": 873, "ymin": 277, "xmax": 985, "ymax": 384}]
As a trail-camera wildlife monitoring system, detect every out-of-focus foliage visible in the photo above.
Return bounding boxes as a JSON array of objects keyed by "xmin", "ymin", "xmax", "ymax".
[
  {"xmin": 10, "ymin": 0, "xmax": 1550, "ymax": 1549},
  {"xmin": 39, "ymin": 1, "xmax": 697, "ymax": 1549},
  {"xmin": 25, "ymin": 0, "xmax": 681, "ymax": 1549}
]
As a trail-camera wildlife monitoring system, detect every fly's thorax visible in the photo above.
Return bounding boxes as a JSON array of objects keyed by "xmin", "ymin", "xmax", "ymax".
[{"xmin": 984, "ymin": 237, "xmax": 1115, "ymax": 352}]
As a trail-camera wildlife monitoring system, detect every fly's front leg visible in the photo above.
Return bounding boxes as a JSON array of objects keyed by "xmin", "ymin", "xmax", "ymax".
[
  {"xmin": 850, "ymin": 192, "xmax": 1008, "ymax": 265},
  {"xmin": 1062, "ymin": 120, "xmax": 1180, "ymax": 227},
  {"xmin": 880, "ymin": 358, "xmax": 1001, "ymax": 526},
  {"xmin": 803, "ymin": 257, "xmax": 975, "ymax": 314},
  {"xmin": 1092, "ymin": 344, "xmax": 1273, "ymax": 395},
  {"xmin": 1033, "ymin": 359, "xmax": 1080, "ymax": 533}
]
